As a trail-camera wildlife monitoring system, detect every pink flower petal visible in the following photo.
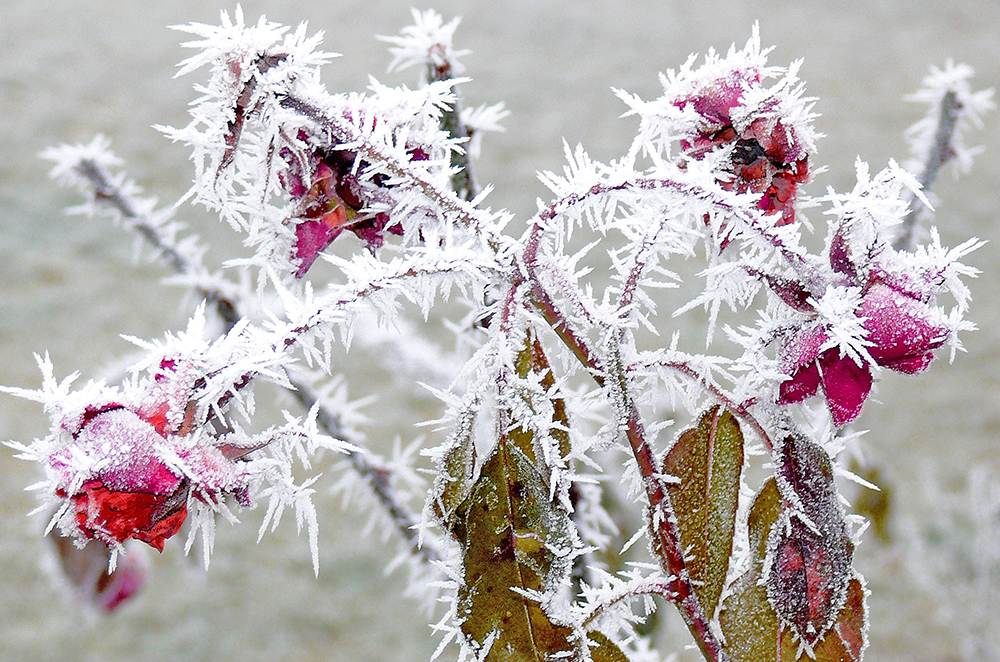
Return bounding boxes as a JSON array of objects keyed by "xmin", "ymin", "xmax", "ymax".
[
  {"xmin": 778, "ymin": 360, "xmax": 821, "ymax": 404},
  {"xmin": 818, "ymin": 350, "xmax": 873, "ymax": 427},
  {"xmin": 860, "ymin": 282, "xmax": 947, "ymax": 374}
]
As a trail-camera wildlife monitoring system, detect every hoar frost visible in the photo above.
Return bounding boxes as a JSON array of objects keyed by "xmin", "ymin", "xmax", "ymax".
[{"xmin": 3, "ymin": 7, "xmax": 991, "ymax": 662}]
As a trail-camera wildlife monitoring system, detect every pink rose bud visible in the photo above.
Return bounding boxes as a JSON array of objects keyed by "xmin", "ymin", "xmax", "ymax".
[{"xmin": 859, "ymin": 282, "xmax": 948, "ymax": 375}]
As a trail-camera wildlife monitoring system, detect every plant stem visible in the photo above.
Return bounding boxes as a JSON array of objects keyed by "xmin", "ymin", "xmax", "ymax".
[
  {"xmin": 69, "ymin": 155, "xmax": 435, "ymax": 563},
  {"xmin": 523, "ymin": 221, "xmax": 727, "ymax": 662},
  {"xmin": 894, "ymin": 90, "xmax": 962, "ymax": 251},
  {"xmin": 426, "ymin": 54, "xmax": 478, "ymax": 202}
]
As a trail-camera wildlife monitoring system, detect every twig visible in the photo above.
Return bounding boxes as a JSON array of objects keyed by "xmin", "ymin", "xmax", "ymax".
[
  {"xmin": 426, "ymin": 47, "xmax": 478, "ymax": 202},
  {"xmin": 66, "ymin": 155, "xmax": 436, "ymax": 563},
  {"xmin": 894, "ymin": 90, "xmax": 962, "ymax": 251}
]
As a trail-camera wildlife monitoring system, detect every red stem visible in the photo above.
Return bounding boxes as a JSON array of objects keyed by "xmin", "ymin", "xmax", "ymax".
[{"xmin": 523, "ymin": 221, "xmax": 728, "ymax": 662}]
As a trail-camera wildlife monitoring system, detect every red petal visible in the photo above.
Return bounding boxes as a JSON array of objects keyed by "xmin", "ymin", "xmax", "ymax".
[
  {"xmin": 73, "ymin": 482, "xmax": 187, "ymax": 552},
  {"xmin": 860, "ymin": 282, "xmax": 947, "ymax": 373},
  {"xmin": 818, "ymin": 350, "xmax": 873, "ymax": 427},
  {"xmin": 778, "ymin": 361, "xmax": 821, "ymax": 404}
]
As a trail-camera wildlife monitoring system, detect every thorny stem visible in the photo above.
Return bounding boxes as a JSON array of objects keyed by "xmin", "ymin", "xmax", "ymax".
[
  {"xmin": 70, "ymin": 156, "xmax": 435, "ymax": 564},
  {"xmin": 607, "ymin": 341, "xmax": 727, "ymax": 662},
  {"xmin": 631, "ymin": 358, "xmax": 775, "ymax": 452},
  {"xmin": 426, "ymin": 47, "xmax": 478, "ymax": 202},
  {"xmin": 533, "ymin": 176, "xmax": 819, "ymax": 291},
  {"xmin": 894, "ymin": 90, "xmax": 962, "ymax": 251},
  {"xmin": 524, "ymin": 220, "xmax": 727, "ymax": 662},
  {"xmin": 75, "ymin": 159, "xmax": 242, "ymax": 330},
  {"xmin": 522, "ymin": 222, "xmax": 605, "ymax": 385}
]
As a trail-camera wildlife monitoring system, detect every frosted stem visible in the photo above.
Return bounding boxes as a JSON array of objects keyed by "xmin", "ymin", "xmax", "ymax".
[
  {"xmin": 894, "ymin": 90, "xmax": 962, "ymax": 251},
  {"xmin": 74, "ymin": 157, "xmax": 243, "ymax": 330},
  {"xmin": 524, "ymin": 218, "xmax": 726, "ymax": 662},
  {"xmin": 64, "ymin": 154, "xmax": 433, "ymax": 565},
  {"xmin": 426, "ymin": 49, "xmax": 478, "ymax": 202}
]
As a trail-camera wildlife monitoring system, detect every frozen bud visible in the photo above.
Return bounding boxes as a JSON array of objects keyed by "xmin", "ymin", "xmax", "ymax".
[
  {"xmin": 52, "ymin": 406, "xmax": 188, "ymax": 551},
  {"xmin": 775, "ymin": 277, "xmax": 947, "ymax": 427},
  {"xmin": 48, "ymin": 395, "xmax": 249, "ymax": 553},
  {"xmin": 281, "ymin": 134, "xmax": 413, "ymax": 277},
  {"xmin": 859, "ymin": 282, "xmax": 948, "ymax": 374}
]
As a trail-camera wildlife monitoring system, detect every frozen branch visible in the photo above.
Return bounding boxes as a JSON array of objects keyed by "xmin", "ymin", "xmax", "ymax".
[{"xmin": 46, "ymin": 144, "xmax": 435, "ymax": 567}]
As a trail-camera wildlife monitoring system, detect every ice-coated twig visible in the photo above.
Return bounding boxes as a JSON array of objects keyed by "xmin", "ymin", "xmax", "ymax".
[
  {"xmin": 44, "ymin": 143, "xmax": 438, "ymax": 566},
  {"xmin": 894, "ymin": 91, "xmax": 962, "ymax": 251},
  {"xmin": 895, "ymin": 62, "xmax": 994, "ymax": 250},
  {"xmin": 287, "ymin": 376, "xmax": 437, "ymax": 564},
  {"xmin": 42, "ymin": 137, "xmax": 243, "ymax": 330},
  {"xmin": 379, "ymin": 8, "xmax": 481, "ymax": 201}
]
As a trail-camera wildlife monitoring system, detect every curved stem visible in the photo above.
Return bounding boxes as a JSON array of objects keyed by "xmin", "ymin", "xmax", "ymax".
[
  {"xmin": 631, "ymin": 357, "xmax": 774, "ymax": 452},
  {"xmin": 523, "ymin": 219, "xmax": 727, "ymax": 662}
]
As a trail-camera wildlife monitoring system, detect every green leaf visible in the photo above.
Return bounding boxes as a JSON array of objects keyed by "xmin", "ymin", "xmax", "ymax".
[
  {"xmin": 429, "ymin": 403, "xmax": 478, "ymax": 524},
  {"xmin": 443, "ymin": 332, "xmax": 580, "ymax": 661},
  {"xmin": 662, "ymin": 405, "xmax": 744, "ymax": 616},
  {"xmin": 719, "ymin": 478, "xmax": 782, "ymax": 662},
  {"xmin": 586, "ymin": 631, "xmax": 632, "ymax": 662},
  {"xmin": 452, "ymin": 439, "xmax": 575, "ymax": 660}
]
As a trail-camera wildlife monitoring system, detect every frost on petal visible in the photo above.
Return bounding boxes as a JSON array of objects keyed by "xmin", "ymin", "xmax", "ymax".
[
  {"xmin": 860, "ymin": 282, "xmax": 947, "ymax": 374},
  {"xmin": 777, "ymin": 325, "xmax": 826, "ymax": 405},
  {"xmin": 48, "ymin": 407, "xmax": 192, "ymax": 551},
  {"xmin": 65, "ymin": 408, "xmax": 184, "ymax": 495}
]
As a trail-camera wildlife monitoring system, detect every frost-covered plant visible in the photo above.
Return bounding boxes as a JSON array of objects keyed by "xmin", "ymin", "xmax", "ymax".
[{"xmin": 3, "ymin": 7, "xmax": 992, "ymax": 661}]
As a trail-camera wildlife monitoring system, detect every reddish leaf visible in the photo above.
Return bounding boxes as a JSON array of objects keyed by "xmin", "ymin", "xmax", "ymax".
[
  {"xmin": 721, "ymin": 479, "xmax": 867, "ymax": 662},
  {"xmin": 768, "ymin": 433, "xmax": 854, "ymax": 648},
  {"xmin": 767, "ymin": 515, "xmax": 852, "ymax": 647}
]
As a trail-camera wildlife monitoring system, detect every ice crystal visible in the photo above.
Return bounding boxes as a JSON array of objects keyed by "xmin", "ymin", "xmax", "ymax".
[{"xmin": 4, "ymin": 8, "xmax": 992, "ymax": 662}]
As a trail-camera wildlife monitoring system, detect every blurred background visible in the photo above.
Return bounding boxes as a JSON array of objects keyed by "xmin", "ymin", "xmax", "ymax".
[{"xmin": 1, "ymin": 1, "xmax": 999, "ymax": 661}]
